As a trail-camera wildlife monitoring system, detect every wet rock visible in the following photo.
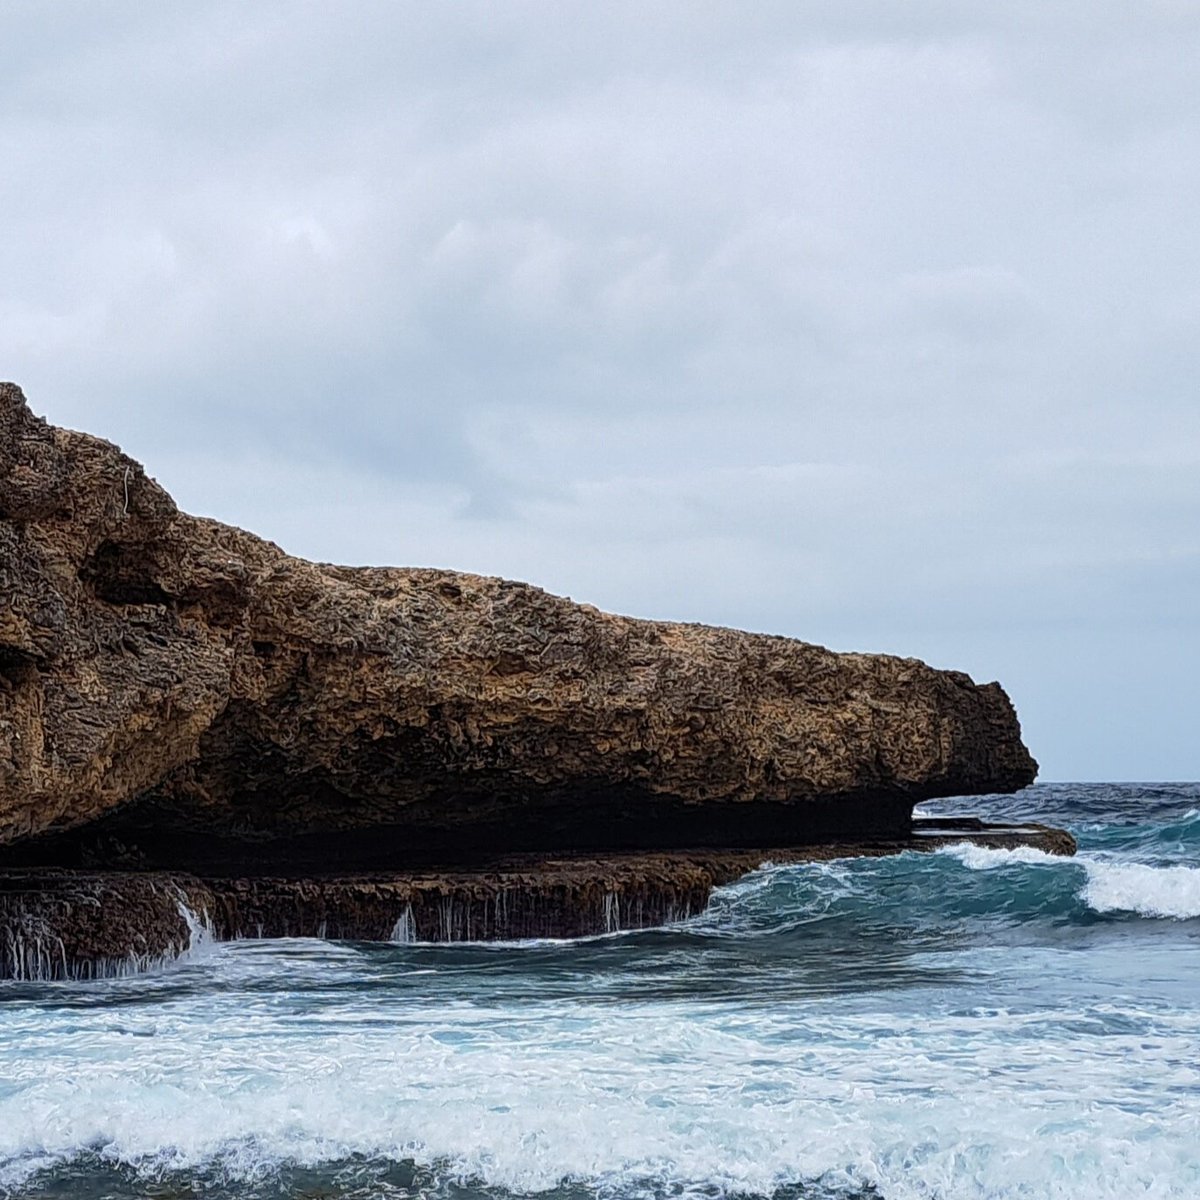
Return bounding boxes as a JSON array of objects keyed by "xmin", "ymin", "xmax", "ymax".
[
  {"xmin": 0, "ymin": 823, "xmax": 1075, "ymax": 979},
  {"xmin": 0, "ymin": 869, "xmax": 196, "ymax": 980}
]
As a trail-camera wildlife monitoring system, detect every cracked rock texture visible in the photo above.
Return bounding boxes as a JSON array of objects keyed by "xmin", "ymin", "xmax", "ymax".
[{"xmin": 0, "ymin": 382, "xmax": 1037, "ymax": 870}]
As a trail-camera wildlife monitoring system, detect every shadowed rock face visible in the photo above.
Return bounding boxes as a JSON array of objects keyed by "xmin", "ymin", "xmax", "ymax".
[
  {"xmin": 0, "ymin": 381, "xmax": 1038, "ymax": 874},
  {"xmin": 0, "ymin": 823, "xmax": 1076, "ymax": 980}
]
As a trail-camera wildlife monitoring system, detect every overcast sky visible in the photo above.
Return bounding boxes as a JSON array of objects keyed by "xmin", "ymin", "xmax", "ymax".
[{"xmin": 3, "ymin": 2, "xmax": 1198, "ymax": 780}]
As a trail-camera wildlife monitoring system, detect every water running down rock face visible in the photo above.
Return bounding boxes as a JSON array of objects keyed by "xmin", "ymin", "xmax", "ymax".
[
  {"xmin": 0, "ymin": 381, "xmax": 1064, "ymax": 971},
  {"xmin": 0, "ymin": 826, "xmax": 1076, "ymax": 981}
]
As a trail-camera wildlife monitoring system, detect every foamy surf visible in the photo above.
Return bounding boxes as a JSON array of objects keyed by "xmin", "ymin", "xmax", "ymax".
[
  {"xmin": 1, "ymin": 977, "xmax": 1198, "ymax": 1200},
  {"xmin": 943, "ymin": 842, "xmax": 1200, "ymax": 920},
  {"xmin": 1081, "ymin": 860, "xmax": 1200, "ymax": 919}
]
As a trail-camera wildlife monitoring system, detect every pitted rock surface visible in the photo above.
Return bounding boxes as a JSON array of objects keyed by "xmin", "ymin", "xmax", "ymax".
[{"xmin": 0, "ymin": 382, "xmax": 1037, "ymax": 869}]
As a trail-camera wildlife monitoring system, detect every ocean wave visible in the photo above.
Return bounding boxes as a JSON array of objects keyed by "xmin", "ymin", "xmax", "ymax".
[
  {"xmin": 3, "ymin": 797, "xmax": 1200, "ymax": 1200},
  {"xmin": 942, "ymin": 844, "xmax": 1200, "ymax": 920},
  {"xmin": 688, "ymin": 838, "xmax": 1200, "ymax": 943},
  {"xmin": 695, "ymin": 848, "xmax": 1089, "ymax": 936},
  {"xmin": 1081, "ymin": 807, "xmax": 1200, "ymax": 858},
  {"xmin": 1081, "ymin": 861, "xmax": 1200, "ymax": 919}
]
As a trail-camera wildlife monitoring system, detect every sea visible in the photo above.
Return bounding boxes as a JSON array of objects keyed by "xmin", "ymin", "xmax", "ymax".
[{"xmin": 1, "ymin": 783, "xmax": 1197, "ymax": 1200}]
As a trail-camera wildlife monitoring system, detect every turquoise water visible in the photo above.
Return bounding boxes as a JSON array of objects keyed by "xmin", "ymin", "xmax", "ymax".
[{"xmin": 1, "ymin": 784, "xmax": 1198, "ymax": 1199}]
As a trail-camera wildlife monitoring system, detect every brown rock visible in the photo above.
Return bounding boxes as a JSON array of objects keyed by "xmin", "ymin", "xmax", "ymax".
[
  {"xmin": 0, "ymin": 381, "xmax": 1038, "ymax": 873},
  {"xmin": 0, "ymin": 822, "xmax": 1075, "ymax": 979}
]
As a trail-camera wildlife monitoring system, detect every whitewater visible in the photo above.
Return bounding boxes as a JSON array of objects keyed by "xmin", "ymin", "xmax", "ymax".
[{"xmin": 1, "ymin": 783, "xmax": 1198, "ymax": 1200}]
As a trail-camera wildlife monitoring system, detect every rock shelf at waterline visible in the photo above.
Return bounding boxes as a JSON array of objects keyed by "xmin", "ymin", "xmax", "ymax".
[
  {"xmin": 0, "ymin": 381, "xmax": 1066, "ymax": 973},
  {"xmin": 1, "ymin": 824, "xmax": 1075, "ymax": 980}
]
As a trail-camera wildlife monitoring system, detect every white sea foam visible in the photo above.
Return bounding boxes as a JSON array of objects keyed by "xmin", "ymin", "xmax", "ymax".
[
  {"xmin": 1082, "ymin": 860, "xmax": 1200, "ymax": 919},
  {"xmin": 1, "ymin": 937, "xmax": 1199, "ymax": 1199},
  {"xmin": 940, "ymin": 842, "xmax": 1064, "ymax": 870},
  {"xmin": 942, "ymin": 842, "xmax": 1200, "ymax": 919}
]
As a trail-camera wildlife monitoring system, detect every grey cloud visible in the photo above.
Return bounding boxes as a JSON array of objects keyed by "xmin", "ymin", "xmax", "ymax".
[{"xmin": 2, "ymin": 2, "xmax": 1198, "ymax": 776}]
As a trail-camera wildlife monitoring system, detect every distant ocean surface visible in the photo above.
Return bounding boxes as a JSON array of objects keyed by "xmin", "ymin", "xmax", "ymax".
[{"xmin": 1, "ymin": 783, "xmax": 1198, "ymax": 1200}]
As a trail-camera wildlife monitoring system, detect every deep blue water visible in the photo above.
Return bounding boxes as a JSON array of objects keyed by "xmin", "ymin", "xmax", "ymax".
[{"xmin": 1, "ymin": 784, "xmax": 1198, "ymax": 1200}]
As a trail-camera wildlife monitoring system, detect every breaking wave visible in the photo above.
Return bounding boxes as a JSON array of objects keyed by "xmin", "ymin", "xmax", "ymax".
[
  {"xmin": 1082, "ymin": 859, "xmax": 1200, "ymax": 919},
  {"xmin": 697, "ymin": 843, "xmax": 1200, "ymax": 942},
  {"xmin": 944, "ymin": 842, "xmax": 1200, "ymax": 920}
]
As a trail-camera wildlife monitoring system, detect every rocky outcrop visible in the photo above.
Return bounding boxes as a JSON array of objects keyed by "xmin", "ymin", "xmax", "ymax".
[
  {"xmin": 0, "ymin": 383, "xmax": 1061, "ymax": 976},
  {"xmin": 0, "ymin": 822, "xmax": 1075, "ymax": 980},
  {"xmin": 0, "ymin": 382, "xmax": 1038, "ymax": 877}
]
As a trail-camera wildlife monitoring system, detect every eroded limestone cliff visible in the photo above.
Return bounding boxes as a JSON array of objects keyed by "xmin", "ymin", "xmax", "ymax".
[{"xmin": 0, "ymin": 381, "xmax": 1037, "ymax": 877}]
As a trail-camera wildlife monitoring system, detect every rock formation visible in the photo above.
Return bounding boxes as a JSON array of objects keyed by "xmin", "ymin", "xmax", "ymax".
[
  {"xmin": 1, "ymin": 382, "xmax": 1036, "ymax": 866},
  {"xmin": 0, "ymin": 381, "xmax": 1057, "ymax": 974},
  {"xmin": 2, "ymin": 821, "xmax": 1075, "ymax": 981}
]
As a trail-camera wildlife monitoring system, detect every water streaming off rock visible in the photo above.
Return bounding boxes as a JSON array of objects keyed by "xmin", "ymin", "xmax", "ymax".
[{"xmin": 1, "ymin": 783, "xmax": 1198, "ymax": 1200}]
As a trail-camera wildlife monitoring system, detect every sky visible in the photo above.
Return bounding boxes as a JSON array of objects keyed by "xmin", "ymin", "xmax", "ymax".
[{"xmin": 2, "ymin": 2, "xmax": 1198, "ymax": 780}]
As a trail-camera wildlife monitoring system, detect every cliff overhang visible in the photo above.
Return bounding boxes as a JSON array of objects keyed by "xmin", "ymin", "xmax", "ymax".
[{"xmin": 0, "ymin": 382, "xmax": 1059, "ymax": 971}]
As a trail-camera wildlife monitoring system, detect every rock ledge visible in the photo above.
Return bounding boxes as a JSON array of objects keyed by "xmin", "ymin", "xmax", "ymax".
[{"xmin": 0, "ymin": 823, "xmax": 1074, "ymax": 979}]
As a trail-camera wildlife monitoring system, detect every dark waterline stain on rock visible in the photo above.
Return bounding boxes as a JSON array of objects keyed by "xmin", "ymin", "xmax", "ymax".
[{"xmin": 0, "ymin": 824, "xmax": 1075, "ymax": 980}]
